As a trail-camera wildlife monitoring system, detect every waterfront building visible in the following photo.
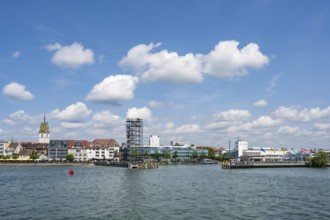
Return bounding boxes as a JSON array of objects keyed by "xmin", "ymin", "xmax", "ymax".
[
  {"xmin": 21, "ymin": 142, "xmax": 48, "ymax": 156},
  {"xmin": 240, "ymin": 147, "xmax": 288, "ymax": 163},
  {"xmin": 149, "ymin": 135, "xmax": 160, "ymax": 147},
  {"xmin": 18, "ymin": 149, "xmax": 33, "ymax": 160},
  {"xmin": 0, "ymin": 141, "xmax": 8, "ymax": 156},
  {"xmin": 49, "ymin": 140, "xmax": 68, "ymax": 160},
  {"xmin": 38, "ymin": 115, "xmax": 50, "ymax": 144},
  {"xmin": 88, "ymin": 139, "xmax": 120, "ymax": 161},
  {"xmin": 136, "ymin": 146, "xmax": 209, "ymax": 161},
  {"xmin": 235, "ymin": 139, "xmax": 248, "ymax": 158},
  {"xmin": 5, "ymin": 141, "xmax": 22, "ymax": 156},
  {"xmin": 68, "ymin": 140, "xmax": 89, "ymax": 161}
]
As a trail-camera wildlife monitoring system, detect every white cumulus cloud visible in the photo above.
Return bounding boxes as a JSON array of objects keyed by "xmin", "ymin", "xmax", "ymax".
[
  {"xmin": 92, "ymin": 111, "xmax": 122, "ymax": 128},
  {"xmin": 86, "ymin": 75, "xmax": 139, "ymax": 103},
  {"xmin": 2, "ymin": 82, "xmax": 34, "ymax": 100},
  {"xmin": 254, "ymin": 99, "xmax": 268, "ymax": 107},
  {"xmin": 314, "ymin": 123, "xmax": 330, "ymax": 130},
  {"xmin": 60, "ymin": 122, "xmax": 87, "ymax": 129},
  {"xmin": 165, "ymin": 122, "xmax": 175, "ymax": 130},
  {"xmin": 174, "ymin": 124, "xmax": 201, "ymax": 134},
  {"xmin": 50, "ymin": 102, "xmax": 92, "ymax": 122},
  {"xmin": 11, "ymin": 51, "xmax": 21, "ymax": 58},
  {"xmin": 202, "ymin": 40, "xmax": 269, "ymax": 79},
  {"xmin": 278, "ymin": 126, "xmax": 299, "ymax": 135},
  {"xmin": 205, "ymin": 121, "xmax": 231, "ymax": 130},
  {"xmin": 120, "ymin": 43, "xmax": 203, "ymax": 83},
  {"xmin": 3, "ymin": 110, "xmax": 37, "ymax": 125},
  {"xmin": 126, "ymin": 107, "xmax": 152, "ymax": 120},
  {"xmin": 147, "ymin": 100, "xmax": 163, "ymax": 108},
  {"xmin": 120, "ymin": 41, "xmax": 269, "ymax": 83},
  {"xmin": 252, "ymin": 116, "xmax": 282, "ymax": 127},
  {"xmin": 47, "ymin": 42, "xmax": 94, "ymax": 68},
  {"xmin": 214, "ymin": 109, "xmax": 251, "ymax": 121},
  {"xmin": 274, "ymin": 106, "xmax": 330, "ymax": 122}
]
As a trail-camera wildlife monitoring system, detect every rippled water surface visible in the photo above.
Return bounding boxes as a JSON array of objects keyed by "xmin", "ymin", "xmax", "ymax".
[{"xmin": 0, "ymin": 165, "xmax": 329, "ymax": 220}]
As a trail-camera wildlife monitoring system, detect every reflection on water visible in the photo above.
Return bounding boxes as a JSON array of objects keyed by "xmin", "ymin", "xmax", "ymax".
[{"xmin": 0, "ymin": 165, "xmax": 329, "ymax": 220}]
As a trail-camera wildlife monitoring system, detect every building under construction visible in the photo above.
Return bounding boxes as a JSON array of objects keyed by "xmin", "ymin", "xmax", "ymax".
[{"xmin": 126, "ymin": 118, "xmax": 143, "ymax": 148}]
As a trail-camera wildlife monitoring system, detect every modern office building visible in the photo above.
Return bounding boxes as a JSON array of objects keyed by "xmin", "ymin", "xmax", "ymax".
[{"xmin": 49, "ymin": 140, "xmax": 68, "ymax": 160}]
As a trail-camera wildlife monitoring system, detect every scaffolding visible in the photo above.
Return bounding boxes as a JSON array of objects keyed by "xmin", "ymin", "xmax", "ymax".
[{"xmin": 126, "ymin": 118, "xmax": 143, "ymax": 148}]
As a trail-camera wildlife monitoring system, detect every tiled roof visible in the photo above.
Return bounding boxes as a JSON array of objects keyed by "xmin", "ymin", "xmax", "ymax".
[
  {"xmin": 21, "ymin": 142, "xmax": 48, "ymax": 149},
  {"xmin": 92, "ymin": 139, "xmax": 119, "ymax": 147},
  {"xmin": 19, "ymin": 149, "xmax": 33, "ymax": 156},
  {"xmin": 6, "ymin": 142, "xmax": 19, "ymax": 152},
  {"xmin": 67, "ymin": 140, "xmax": 89, "ymax": 149}
]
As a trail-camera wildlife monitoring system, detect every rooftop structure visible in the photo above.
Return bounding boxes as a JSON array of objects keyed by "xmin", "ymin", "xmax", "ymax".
[
  {"xmin": 39, "ymin": 115, "xmax": 50, "ymax": 144},
  {"xmin": 126, "ymin": 118, "xmax": 143, "ymax": 148},
  {"xmin": 149, "ymin": 135, "xmax": 160, "ymax": 147}
]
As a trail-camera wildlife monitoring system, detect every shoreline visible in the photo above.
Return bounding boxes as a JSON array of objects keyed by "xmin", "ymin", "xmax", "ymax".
[{"xmin": 0, "ymin": 162, "xmax": 94, "ymax": 166}]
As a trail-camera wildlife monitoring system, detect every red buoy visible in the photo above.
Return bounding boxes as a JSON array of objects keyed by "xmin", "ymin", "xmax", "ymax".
[{"xmin": 69, "ymin": 169, "xmax": 74, "ymax": 175}]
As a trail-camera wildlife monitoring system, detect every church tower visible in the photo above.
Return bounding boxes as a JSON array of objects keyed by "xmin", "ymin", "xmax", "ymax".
[{"xmin": 39, "ymin": 114, "xmax": 50, "ymax": 143}]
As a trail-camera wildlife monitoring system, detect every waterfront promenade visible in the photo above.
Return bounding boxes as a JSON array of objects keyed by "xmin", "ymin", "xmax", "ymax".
[
  {"xmin": 221, "ymin": 162, "xmax": 330, "ymax": 169},
  {"xmin": 0, "ymin": 161, "xmax": 94, "ymax": 166}
]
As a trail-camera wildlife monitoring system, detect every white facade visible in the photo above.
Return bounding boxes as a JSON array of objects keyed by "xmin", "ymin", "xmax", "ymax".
[
  {"xmin": 38, "ymin": 116, "xmax": 50, "ymax": 144},
  {"xmin": 39, "ymin": 133, "xmax": 50, "ymax": 144},
  {"xmin": 68, "ymin": 148, "xmax": 88, "ymax": 161},
  {"xmin": 0, "ymin": 141, "xmax": 8, "ymax": 156},
  {"xmin": 236, "ymin": 140, "xmax": 248, "ymax": 158},
  {"xmin": 149, "ymin": 135, "xmax": 160, "ymax": 147},
  {"xmin": 88, "ymin": 146, "xmax": 120, "ymax": 160}
]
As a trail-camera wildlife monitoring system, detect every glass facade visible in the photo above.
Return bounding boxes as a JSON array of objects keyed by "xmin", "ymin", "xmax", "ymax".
[{"xmin": 49, "ymin": 140, "xmax": 68, "ymax": 159}]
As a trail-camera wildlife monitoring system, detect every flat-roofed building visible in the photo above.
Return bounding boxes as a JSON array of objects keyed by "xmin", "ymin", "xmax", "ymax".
[
  {"xmin": 149, "ymin": 135, "xmax": 160, "ymax": 147},
  {"xmin": 49, "ymin": 140, "xmax": 68, "ymax": 160}
]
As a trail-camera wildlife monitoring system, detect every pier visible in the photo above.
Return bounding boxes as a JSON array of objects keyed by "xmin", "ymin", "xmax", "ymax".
[{"xmin": 221, "ymin": 162, "xmax": 308, "ymax": 169}]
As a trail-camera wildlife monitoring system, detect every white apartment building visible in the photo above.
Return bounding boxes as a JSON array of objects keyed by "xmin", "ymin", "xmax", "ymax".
[
  {"xmin": 67, "ymin": 140, "xmax": 89, "ymax": 161},
  {"xmin": 149, "ymin": 135, "xmax": 160, "ymax": 147},
  {"xmin": 88, "ymin": 139, "xmax": 120, "ymax": 160}
]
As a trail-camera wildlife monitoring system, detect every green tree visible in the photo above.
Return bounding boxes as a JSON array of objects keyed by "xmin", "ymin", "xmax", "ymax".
[
  {"xmin": 114, "ymin": 150, "xmax": 120, "ymax": 158},
  {"xmin": 307, "ymin": 151, "xmax": 329, "ymax": 168},
  {"xmin": 30, "ymin": 150, "xmax": 39, "ymax": 161},
  {"xmin": 130, "ymin": 147, "xmax": 139, "ymax": 161},
  {"xmin": 192, "ymin": 150, "xmax": 198, "ymax": 159},
  {"xmin": 66, "ymin": 154, "xmax": 74, "ymax": 162},
  {"xmin": 163, "ymin": 151, "xmax": 171, "ymax": 159},
  {"xmin": 207, "ymin": 147, "xmax": 216, "ymax": 159},
  {"xmin": 153, "ymin": 152, "xmax": 161, "ymax": 160},
  {"xmin": 143, "ymin": 151, "xmax": 150, "ymax": 159},
  {"xmin": 200, "ymin": 151, "xmax": 207, "ymax": 159},
  {"xmin": 173, "ymin": 151, "xmax": 178, "ymax": 159},
  {"xmin": 12, "ymin": 153, "xmax": 19, "ymax": 160}
]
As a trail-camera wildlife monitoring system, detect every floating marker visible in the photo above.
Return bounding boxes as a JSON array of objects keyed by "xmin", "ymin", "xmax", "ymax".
[{"xmin": 69, "ymin": 169, "xmax": 74, "ymax": 175}]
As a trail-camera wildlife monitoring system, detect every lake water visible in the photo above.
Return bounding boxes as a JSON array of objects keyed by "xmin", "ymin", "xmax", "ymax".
[{"xmin": 0, "ymin": 165, "xmax": 329, "ymax": 220}]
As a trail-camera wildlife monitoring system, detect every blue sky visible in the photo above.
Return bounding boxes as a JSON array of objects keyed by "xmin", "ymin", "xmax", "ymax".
[{"xmin": 1, "ymin": 0, "xmax": 330, "ymax": 148}]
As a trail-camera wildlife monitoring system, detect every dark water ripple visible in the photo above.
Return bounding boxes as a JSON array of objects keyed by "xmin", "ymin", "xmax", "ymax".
[{"xmin": 0, "ymin": 165, "xmax": 329, "ymax": 220}]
